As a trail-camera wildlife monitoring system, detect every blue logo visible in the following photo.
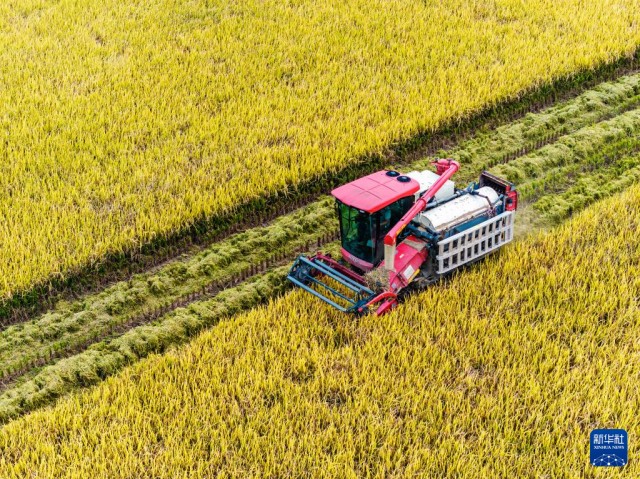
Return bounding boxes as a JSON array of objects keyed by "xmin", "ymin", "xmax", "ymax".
[{"xmin": 590, "ymin": 429, "xmax": 628, "ymax": 467}]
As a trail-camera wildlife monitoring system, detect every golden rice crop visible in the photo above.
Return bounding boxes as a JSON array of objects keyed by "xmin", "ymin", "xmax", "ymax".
[
  {"xmin": 1, "ymin": 182, "xmax": 639, "ymax": 478},
  {"xmin": 1, "ymin": 0, "xmax": 639, "ymax": 298}
]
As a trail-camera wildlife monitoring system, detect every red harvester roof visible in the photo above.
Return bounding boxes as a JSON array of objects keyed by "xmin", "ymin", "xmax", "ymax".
[{"xmin": 331, "ymin": 171, "xmax": 419, "ymax": 213}]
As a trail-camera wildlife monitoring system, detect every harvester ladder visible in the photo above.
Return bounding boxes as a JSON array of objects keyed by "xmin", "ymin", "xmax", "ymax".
[{"xmin": 436, "ymin": 211, "xmax": 514, "ymax": 274}]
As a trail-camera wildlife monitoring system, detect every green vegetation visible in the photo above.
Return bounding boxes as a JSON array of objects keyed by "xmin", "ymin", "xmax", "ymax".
[
  {"xmin": 491, "ymin": 108, "xmax": 640, "ymax": 221},
  {"xmin": 533, "ymin": 156, "xmax": 640, "ymax": 222},
  {"xmin": 0, "ymin": 265, "xmax": 290, "ymax": 422},
  {"xmin": 410, "ymin": 72, "xmax": 640, "ymax": 181},
  {"xmin": 491, "ymin": 109, "xmax": 640, "ymax": 184}
]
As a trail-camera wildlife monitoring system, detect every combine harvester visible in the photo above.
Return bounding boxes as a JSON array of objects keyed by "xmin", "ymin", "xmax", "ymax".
[{"xmin": 287, "ymin": 159, "xmax": 518, "ymax": 315}]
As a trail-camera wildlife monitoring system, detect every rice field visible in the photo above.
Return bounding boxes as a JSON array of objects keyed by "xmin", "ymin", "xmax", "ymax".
[
  {"xmin": 1, "ymin": 0, "xmax": 640, "ymax": 301},
  {"xmin": 1, "ymin": 181, "xmax": 638, "ymax": 477},
  {"xmin": 2, "ymin": 72, "xmax": 640, "ymax": 422},
  {"xmin": 2, "ymin": 1, "xmax": 640, "ymax": 474}
]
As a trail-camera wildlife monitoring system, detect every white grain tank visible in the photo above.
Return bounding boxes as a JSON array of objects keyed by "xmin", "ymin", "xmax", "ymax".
[
  {"xmin": 405, "ymin": 170, "xmax": 455, "ymax": 202},
  {"xmin": 415, "ymin": 186, "xmax": 501, "ymax": 233}
]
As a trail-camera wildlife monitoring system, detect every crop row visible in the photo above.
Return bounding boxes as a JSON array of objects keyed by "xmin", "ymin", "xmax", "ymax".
[
  {"xmin": 532, "ymin": 156, "xmax": 640, "ymax": 223},
  {"xmin": 481, "ymin": 74, "xmax": 640, "ymax": 171},
  {"xmin": 0, "ymin": 232, "xmax": 341, "ymax": 392},
  {"xmin": 2, "ymin": 179, "xmax": 639, "ymax": 477},
  {"xmin": 10, "ymin": 70, "xmax": 640, "ymax": 334},
  {"xmin": 492, "ymin": 109, "xmax": 640, "ymax": 185},
  {"xmin": 0, "ymin": 263, "xmax": 299, "ymax": 423},
  {"xmin": 0, "ymin": 201, "xmax": 340, "ymax": 387},
  {"xmin": 406, "ymin": 72, "xmax": 640, "ymax": 182},
  {"xmin": 1, "ymin": 0, "xmax": 640, "ymax": 321},
  {"xmin": 3, "ymin": 78, "xmax": 640, "ymax": 420}
]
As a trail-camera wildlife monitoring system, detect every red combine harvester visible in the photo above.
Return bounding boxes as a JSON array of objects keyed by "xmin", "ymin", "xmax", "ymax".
[{"xmin": 287, "ymin": 159, "xmax": 518, "ymax": 315}]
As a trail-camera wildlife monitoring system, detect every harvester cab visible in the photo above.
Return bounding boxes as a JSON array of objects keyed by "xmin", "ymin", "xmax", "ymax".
[
  {"xmin": 287, "ymin": 159, "xmax": 517, "ymax": 316},
  {"xmin": 333, "ymin": 171, "xmax": 420, "ymax": 271}
]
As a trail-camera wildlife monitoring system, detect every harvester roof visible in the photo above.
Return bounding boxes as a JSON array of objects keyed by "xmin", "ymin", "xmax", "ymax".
[{"xmin": 331, "ymin": 171, "xmax": 419, "ymax": 213}]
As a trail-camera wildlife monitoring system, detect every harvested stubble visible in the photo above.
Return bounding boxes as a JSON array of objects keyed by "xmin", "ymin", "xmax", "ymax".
[
  {"xmin": 435, "ymin": 72, "xmax": 640, "ymax": 183},
  {"xmin": 0, "ymin": 199, "xmax": 336, "ymax": 380},
  {"xmin": 1, "ymin": 182, "xmax": 640, "ymax": 477},
  {"xmin": 1, "ymin": 0, "xmax": 640, "ymax": 302}
]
